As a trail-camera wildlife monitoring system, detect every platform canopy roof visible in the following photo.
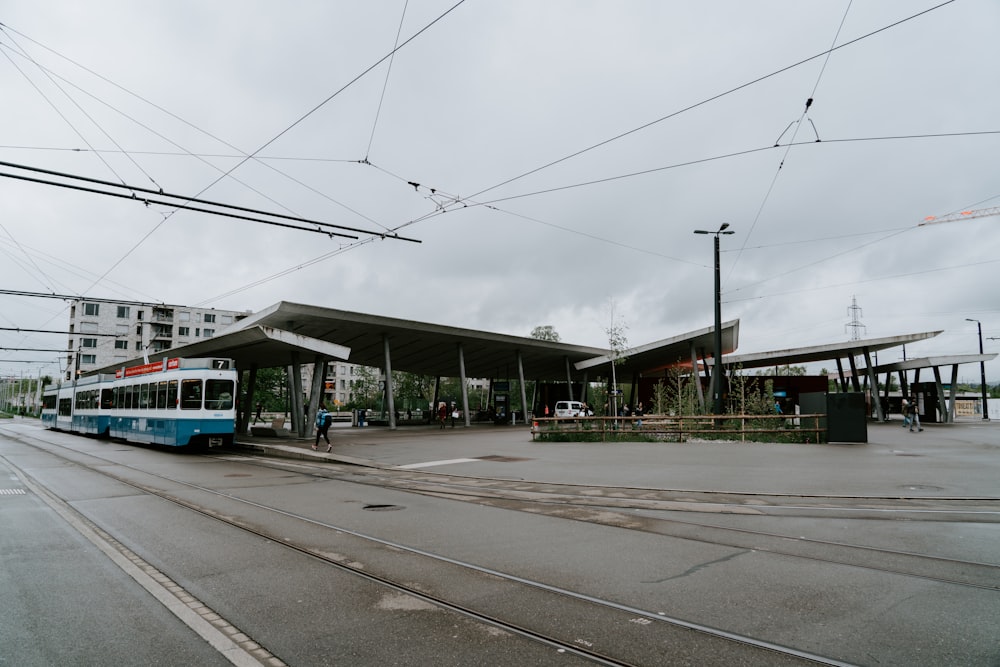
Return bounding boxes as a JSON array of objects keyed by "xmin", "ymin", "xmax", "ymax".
[
  {"xmin": 574, "ymin": 319, "xmax": 740, "ymax": 376},
  {"xmin": 832, "ymin": 353, "xmax": 998, "ymax": 377},
  {"xmin": 92, "ymin": 324, "xmax": 351, "ymax": 376},
  {"xmin": 721, "ymin": 331, "xmax": 943, "ymax": 371},
  {"xmin": 212, "ymin": 301, "xmax": 741, "ymax": 381}
]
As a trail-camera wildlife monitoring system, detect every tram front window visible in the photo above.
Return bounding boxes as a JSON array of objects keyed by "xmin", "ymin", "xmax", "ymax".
[{"xmin": 205, "ymin": 379, "xmax": 234, "ymax": 410}]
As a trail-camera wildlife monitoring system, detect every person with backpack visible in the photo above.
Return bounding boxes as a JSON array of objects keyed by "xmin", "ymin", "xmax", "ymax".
[{"xmin": 313, "ymin": 404, "xmax": 333, "ymax": 452}]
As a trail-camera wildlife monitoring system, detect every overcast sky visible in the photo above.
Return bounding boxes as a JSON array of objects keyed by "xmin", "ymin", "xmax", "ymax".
[{"xmin": 2, "ymin": 1, "xmax": 998, "ymax": 384}]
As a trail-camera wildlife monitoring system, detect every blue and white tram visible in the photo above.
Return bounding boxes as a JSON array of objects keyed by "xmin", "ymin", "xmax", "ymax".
[{"xmin": 42, "ymin": 357, "xmax": 238, "ymax": 447}]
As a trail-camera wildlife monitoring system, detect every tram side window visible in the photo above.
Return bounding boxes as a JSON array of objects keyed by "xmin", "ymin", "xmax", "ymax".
[
  {"xmin": 180, "ymin": 379, "xmax": 203, "ymax": 410},
  {"xmin": 167, "ymin": 380, "xmax": 178, "ymax": 409},
  {"xmin": 101, "ymin": 388, "xmax": 113, "ymax": 410},
  {"xmin": 125, "ymin": 384, "xmax": 135, "ymax": 410},
  {"xmin": 205, "ymin": 379, "xmax": 234, "ymax": 410},
  {"xmin": 58, "ymin": 398, "xmax": 72, "ymax": 416},
  {"xmin": 156, "ymin": 381, "xmax": 168, "ymax": 409},
  {"xmin": 43, "ymin": 394, "xmax": 57, "ymax": 410}
]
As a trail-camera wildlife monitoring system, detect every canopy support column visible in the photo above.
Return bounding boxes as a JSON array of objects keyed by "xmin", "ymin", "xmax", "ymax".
[
  {"xmin": 239, "ymin": 363, "xmax": 258, "ymax": 435},
  {"xmin": 458, "ymin": 343, "xmax": 470, "ymax": 427},
  {"xmin": 383, "ymin": 335, "xmax": 396, "ymax": 429},
  {"xmin": 565, "ymin": 357, "xmax": 574, "ymax": 401},
  {"xmin": 307, "ymin": 356, "xmax": 325, "ymax": 434},
  {"xmin": 516, "ymin": 350, "xmax": 528, "ymax": 424},
  {"xmin": 863, "ymin": 347, "xmax": 883, "ymax": 422},
  {"xmin": 290, "ymin": 353, "xmax": 304, "ymax": 437},
  {"xmin": 691, "ymin": 342, "xmax": 706, "ymax": 411}
]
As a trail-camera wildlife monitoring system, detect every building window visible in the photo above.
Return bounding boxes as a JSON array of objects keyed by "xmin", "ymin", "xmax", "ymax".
[
  {"xmin": 81, "ymin": 354, "xmax": 96, "ymax": 365},
  {"xmin": 83, "ymin": 302, "xmax": 99, "ymax": 316},
  {"xmin": 136, "ymin": 310, "xmax": 144, "ymax": 320},
  {"xmin": 203, "ymin": 328, "xmax": 215, "ymax": 338},
  {"xmin": 115, "ymin": 324, "xmax": 128, "ymax": 335},
  {"xmin": 82, "ymin": 338, "xmax": 97, "ymax": 348},
  {"xmin": 114, "ymin": 340, "xmax": 128, "ymax": 350},
  {"xmin": 136, "ymin": 342, "xmax": 143, "ymax": 351},
  {"xmin": 204, "ymin": 313, "xmax": 216, "ymax": 323},
  {"xmin": 136, "ymin": 325, "xmax": 143, "ymax": 336},
  {"xmin": 220, "ymin": 315, "xmax": 232, "ymax": 325},
  {"xmin": 80, "ymin": 322, "xmax": 98, "ymax": 334},
  {"xmin": 117, "ymin": 306, "xmax": 130, "ymax": 318},
  {"xmin": 178, "ymin": 326, "xmax": 190, "ymax": 337}
]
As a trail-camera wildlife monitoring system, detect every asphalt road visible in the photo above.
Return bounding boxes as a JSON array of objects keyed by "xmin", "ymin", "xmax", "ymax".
[{"xmin": 1, "ymin": 416, "xmax": 998, "ymax": 666}]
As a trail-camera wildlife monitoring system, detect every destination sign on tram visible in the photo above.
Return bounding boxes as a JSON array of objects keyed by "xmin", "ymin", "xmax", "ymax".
[{"xmin": 116, "ymin": 358, "xmax": 181, "ymax": 379}]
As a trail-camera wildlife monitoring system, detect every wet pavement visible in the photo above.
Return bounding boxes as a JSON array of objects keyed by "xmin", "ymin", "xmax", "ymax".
[{"xmin": 231, "ymin": 417, "xmax": 1000, "ymax": 499}]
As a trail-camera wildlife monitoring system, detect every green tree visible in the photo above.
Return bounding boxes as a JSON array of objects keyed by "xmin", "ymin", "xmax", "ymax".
[
  {"xmin": 604, "ymin": 301, "xmax": 629, "ymax": 416},
  {"xmin": 392, "ymin": 370, "xmax": 433, "ymax": 411},
  {"xmin": 351, "ymin": 366, "xmax": 381, "ymax": 408},
  {"xmin": 252, "ymin": 367, "xmax": 286, "ymax": 412},
  {"xmin": 652, "ymin": 361, "xmax": 700, "ymax": 415},
  {"xmin": 530, "ymin": 325, "xmax": 561, "ymax": 342}
]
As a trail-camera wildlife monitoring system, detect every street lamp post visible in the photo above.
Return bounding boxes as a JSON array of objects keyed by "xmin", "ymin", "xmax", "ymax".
[
  {"xmin": 694, "ymin": 223, "xmax": 735, "ymax": 414},
  {"xmin": 965, "ymin": 318, "xmax": 989, "ymax": 420}
]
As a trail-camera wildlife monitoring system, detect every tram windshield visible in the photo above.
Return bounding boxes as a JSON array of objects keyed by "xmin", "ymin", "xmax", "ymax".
[{"xmin": 205, "ymin": 379, "xmax": 234, "ymax": 410}]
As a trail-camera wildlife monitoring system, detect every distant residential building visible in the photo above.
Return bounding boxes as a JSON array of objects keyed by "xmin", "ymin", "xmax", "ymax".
[{"xmin": 65, "ymin": 299, "xmax": 250, "ymax": 379}]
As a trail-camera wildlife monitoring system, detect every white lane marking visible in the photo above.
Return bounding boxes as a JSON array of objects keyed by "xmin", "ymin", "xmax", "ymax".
[{"xmin": 395, "ymin": 458, "xmax": 480, "ymax": 469}]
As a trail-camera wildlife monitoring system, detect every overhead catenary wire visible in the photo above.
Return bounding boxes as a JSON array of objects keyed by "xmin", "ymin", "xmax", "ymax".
[
  {"xmin": 0, "ymin": 35, "xmax": 386, "ymax": 231},
  {"xmin": 462, "ymin": 0, "xmax": 956, "ymax": 203},
  {"xmin": 1, "ymin": 4, "xmax": 468, "ymax": 298},
  {"xmin": 726, "ymin": 0, "xmax": 855, "ymax": 281},
  {"xmin": 0, "ymin": 159, "xmax": 422, "ymax": 242},
  {"xmin": 365, "ymin": 0, "xmax": 410, "ymax": 160}
]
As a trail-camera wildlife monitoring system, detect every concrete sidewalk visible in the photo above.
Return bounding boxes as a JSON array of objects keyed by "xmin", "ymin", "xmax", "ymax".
[{"xmin": 232, "ymin": 418, "xmax": 1000, "ymax": 499}]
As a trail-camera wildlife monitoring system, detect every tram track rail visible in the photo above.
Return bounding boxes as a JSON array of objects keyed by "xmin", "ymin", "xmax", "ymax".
[
  {"xmin": 217, "ymin": 451, "xmax": 1000, "ymax": 592},
  {"xmin": 4, "ymin": 430, "xmax": 856, "ymax": 666}
]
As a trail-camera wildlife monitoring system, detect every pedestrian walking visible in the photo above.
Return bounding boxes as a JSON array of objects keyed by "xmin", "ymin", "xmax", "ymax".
[
  {"xmin": 901, "ymin": 398, "xmax": 911, "ymax": 428},
  {"xmin": 908, "ymin": 396, "xmax": 923, "ymax": 432},
  {"xmin": 313, "ymin": 404, "xmax": 332, "ymax": 451},
  {"xmin": 254, "ymin": 402, "xmax": 263, "ymax": 424},
  {"xmin": 438, "ymin": 402, "xmax": 447, "ymax": 429}
]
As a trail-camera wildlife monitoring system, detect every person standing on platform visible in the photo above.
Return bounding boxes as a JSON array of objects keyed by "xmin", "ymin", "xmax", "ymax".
[{"xmin": 438, "ymin": 402, "xmax": 447, "ymax": 429}]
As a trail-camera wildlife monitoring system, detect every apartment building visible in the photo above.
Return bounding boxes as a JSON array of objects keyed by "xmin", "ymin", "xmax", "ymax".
[{"xmin": 66, "ymin": 299, "xmax": 250, "ymax": 379}]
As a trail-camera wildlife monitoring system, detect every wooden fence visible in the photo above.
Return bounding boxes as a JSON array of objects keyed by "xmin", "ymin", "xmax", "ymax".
[{"xmin": 530, "ymin": 413, "xmax": 826, "ymax": 444}]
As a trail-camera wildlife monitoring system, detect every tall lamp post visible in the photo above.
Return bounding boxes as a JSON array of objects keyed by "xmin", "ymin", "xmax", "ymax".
[
  {"xmin": 694, "ymin": 223, "xmax": 735, "ymax": 414},
  {"xmin": 965, "ymin": 318, "xmax": 989, "ymax": 420}
]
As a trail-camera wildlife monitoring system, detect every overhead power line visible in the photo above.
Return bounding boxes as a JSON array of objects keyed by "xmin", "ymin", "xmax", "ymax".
[
  {"xmin": 0, "ymin": 159, "xmax": 421, "ymax": 242},
  {"xmin": 464, "ymin": 0, "xmax": 957, "ymax": 201},
  {"xmin": 0, "ymin": 326, "xmax": 118, "ymax": 336}
]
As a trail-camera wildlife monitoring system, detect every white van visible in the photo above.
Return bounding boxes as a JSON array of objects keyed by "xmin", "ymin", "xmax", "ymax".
[{"xmin": 554, "ymin": 400, "xmax": 585, "ymax": 418}]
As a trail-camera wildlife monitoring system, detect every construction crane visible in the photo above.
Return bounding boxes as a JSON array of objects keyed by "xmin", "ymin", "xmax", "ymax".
[{"xmin": 918, "ymin": 207, "xmax": 1000, "ymax": 226}]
